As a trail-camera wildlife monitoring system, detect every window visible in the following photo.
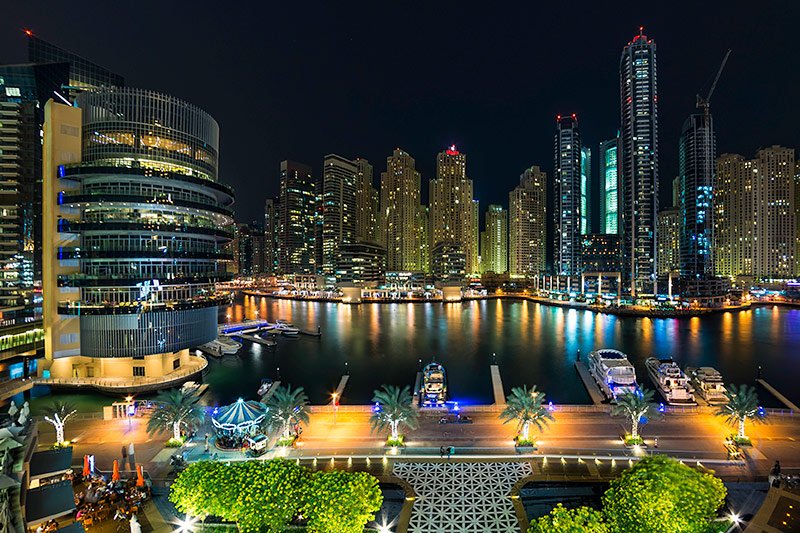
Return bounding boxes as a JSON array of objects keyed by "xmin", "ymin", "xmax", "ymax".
[
  {"xmin": 172, "ymin": 359, "xmax": 181, "ymax": 370},
  {"xmin": 133, "ymin": 366, "xmax": 145, "ymax": 377}
]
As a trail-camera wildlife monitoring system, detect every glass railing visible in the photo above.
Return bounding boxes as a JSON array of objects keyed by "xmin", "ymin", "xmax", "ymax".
[
  {"xmin": 57, "ymin": 293, "xmax": 232, "ymax": 315},
  {"xmin": 57, "ymin": 220, "xmax": 234, "ymax": 239},
  {"xmin": 57, "ymin": 247, "xmax": 233, "ymax": 261},
  {"xmin": 58, "ymin": 193, "xmax": 233, "ymax": 217},
  {"xmin": 57, "ymin": 272, "xmax": 234, "ymax": 287}
]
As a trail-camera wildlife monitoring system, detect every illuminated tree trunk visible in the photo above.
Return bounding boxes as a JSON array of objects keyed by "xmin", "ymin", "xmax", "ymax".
[
  {"xmin": 55, "ymin": 422, "xmax": 65, "ymax": 444},
  {"xmin": 390, "ymin": 420, "xmax": 399, "ymax": 440},
  {"xmin": 738, "ymin": 416, "xmax": 746, "ymax": 439},
  {"xmin": 173, "ymin": 421, "xmax": 182, "ymax": 441},
  {"xmin": 631, "ymin": 415, "xmax": 639, "ymax": 440},
  {"xmin": 521, "ymin": 421, "xmax": 530, "ymax": 441}
]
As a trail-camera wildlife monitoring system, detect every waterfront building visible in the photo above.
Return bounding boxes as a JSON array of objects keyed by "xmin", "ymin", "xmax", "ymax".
[
  {"xmin": 355, "ymin": 158, "xmax": 378, "ymax": 243},
  {"xmin": 278, "ymin": 160, "xmax": 317, "ymax": 274},
  {"xmin": 336, "ymin": 241, "xmax": 387, "ymax": 285},
  {"xmin": 582, "ymin": 234, "xmax": 622, "ymax": 273},
  {"xmin": 384, "ymin": 271, "xmax": 434, "ymax": 292},
  {"xmin": 321, "ymin": 154, "xmax": 358, "ymax": 278},
  {"xmin": 715, "ymin": 148, "xmax": 796, "ymax": 281},
  {"xmin": 379, "ymin": 149, "xmax": 426, "ymax": 271},
  {"xmin": 679, "ymin": 113, "xmax": 716, "ymax": 279},
  {"xmin": 554, "ymin": 115, "xmax": 582, "ymax": 275},
  {"xmin": 481, "ymin": 205, "xmax": 508, "ymax": 274},
  {"xmin": 620, "ymin": 28, "xmax": 659, "ymax": 296},
  {"xmin": 429, "ymin": 146, "xmax": 478, "ymax": 274},
  {"xmin": 42, "ymin": 88, "xmax": 234, "ymax": 386},
  {"xmin": 27, "ymin": 34, "xmax": 124, "ymax": 93},
  {"xmin": 418, "ymin": 204, "xmax": 431, "ymax": 273},
  {"xmin": 509, "ymin": 166, "xmax": 547, "ymax": 277},
  {"xmin": 431, "ymin": 242, "xmax": 466, "ymax": 283},
  {"xmin": 581, "ymin": 146, "xmax": 592, "ymax": 235},
  {"xmin": 657, "ymin": 208, "xmax": 680, "ymax": 278},
  {"xmin": 599, "ymin": 137, "xmax": 619, "ymax": 234},
  {"xmin": 263, "ymin": 197, "xmax": 278, "ymax": 274},
  {"xmin": 231, "ymin": 223, "xmax": 266, "ymax": 276},
  {"xmin": 250, "ymin": 224, "xmax": 266, "ymax": 275}
]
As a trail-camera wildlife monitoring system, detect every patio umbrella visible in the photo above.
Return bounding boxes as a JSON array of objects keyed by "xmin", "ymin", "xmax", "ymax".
[
  {"xmin": 211, "ymin": 398, "xmax": 267, "ymax": 434},
  {"xmin": 112, "ymin": 460, "xmax": 120, "ymax": 482},
  {"xmin": 6, "ymin": 401, "xmax": 17, "ymax": 417},
  {"xmin": 82, "ymin": 455, "xmax": 91, "ymax": 477},
  {"xmin": 136, "ymin": 465, "xmax": 145, "ymax": 487}
]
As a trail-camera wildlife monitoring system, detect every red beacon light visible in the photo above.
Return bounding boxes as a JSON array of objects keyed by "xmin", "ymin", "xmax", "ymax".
[
  {"xmin": 23, "ymin": 28, "xmax": 33, "ymax": 36},
  {"xmin": 445, "ymin": 144, "xmax": 460, "ymax": 156}
]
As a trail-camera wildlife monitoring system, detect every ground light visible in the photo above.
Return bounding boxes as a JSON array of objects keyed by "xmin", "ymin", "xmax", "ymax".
[{"xmin": 174, "ymin": 516, "xmax": 197, "ymax": 533}]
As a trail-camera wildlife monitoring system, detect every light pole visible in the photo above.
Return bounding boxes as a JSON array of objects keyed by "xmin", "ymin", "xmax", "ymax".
[
  {"xmin": 332, "ymin": 392, "xmax": 338, "ymax": 424},
  {"xmin": 125, "ymin": 395, "xmax": 134, "ymax": 430}
]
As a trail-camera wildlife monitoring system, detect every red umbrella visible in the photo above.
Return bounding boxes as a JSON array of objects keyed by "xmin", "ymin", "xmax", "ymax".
[
  {"xmin": 136, "ymin": 465, "xmax": 145, "ymax": 487},
  {"xmin": 82, "ymin": 455, "xmax": 90, "ymax": 478},
  {"xmin": 111, "ymin": 460, "xmax": 120, "ymax": 482}
]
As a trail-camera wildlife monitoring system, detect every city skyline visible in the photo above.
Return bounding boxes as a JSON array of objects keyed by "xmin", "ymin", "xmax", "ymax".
[{"xmin": 2, "ymin": 2, "xmax": 798, "ymax": 224}]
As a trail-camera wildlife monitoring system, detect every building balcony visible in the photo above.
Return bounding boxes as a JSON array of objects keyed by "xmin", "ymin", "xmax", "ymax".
[
  {"xmin": 56, "ymin": 247, "xmax": 233, "ymax": 261},
  {"xmin": 57, "ymin": 193, "xmax": 233, "ymax": 218},
  {"xmin": 57, "ymin": 219, "xmax": 234, "ymax": 240},
  {"xmin": 57, "ymin": 293, "xmax": 232, "ymax": 315},
  {"xmin": 56, "ymin": 272, "xmax": 233, "ymax": 287}
]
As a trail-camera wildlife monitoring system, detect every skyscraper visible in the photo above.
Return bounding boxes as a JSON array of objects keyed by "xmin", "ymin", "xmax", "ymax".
[
  {"xmin": 379, "ymin": 149, "xmax": 426, "ymax": 271},
  {"xmin": 429, "ymin": 146, "xmax": 478, "ymax": 274},
  {"xmin": 599, "ymin": 137, "xmax": 619, "ymax": 234},
  {"xmin": 482, "ymin": 205, "xmax": 508, "ymax": 274},
  {"xmin": 714, "ymin": 148, "xmax": 796, "ymax": 281},
  {"xmin": 679, "ymin": 113, "xmax": 716, "ymax": 279},
  {"xmin": 509, "ymin": 166, "xmax": 547, "ymax": 277},
  {"xmin": 28, "ymin": 34, "xmax": 124, "ymax": 91},
  {"xmin": 278, "ymin": 161, "xmax": 316, "ymax": 274},
  {"xmin": 355, "ymin": 158, "xmax": 378, "ymax": 243},
  {"xmin": 554, "ymin": 115, "xmax": 582, "ymax": 275},
  {"xmin": 581, "ymin": 146, "xmax": 592, "ymax": 235},
  {"xmin": 321, "ymin": 154, "xmax": 358, "ymax": 278},
  {"xmin": 620, "ymin": 28, "xmax": 659, "ymax": 296},
  {"xmin": 264, "ymin": 197, "xmax": 278, "ymax": 274},
  {"xmin": 657, "ymin": 208, "xmax": 680, "ymax": 277}
]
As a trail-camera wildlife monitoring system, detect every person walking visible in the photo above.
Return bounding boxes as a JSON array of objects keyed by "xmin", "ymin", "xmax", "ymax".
[
  {"xmin": 121, "ymin": 445, "xmax": 128, "ymax": 466},
  {"xmin": 127, "ymin": 442, "xmax": 136, "ymax": 471},
  {"xmin": 204, "ymin": 433, "xmax": 210, "ymax": 453}
]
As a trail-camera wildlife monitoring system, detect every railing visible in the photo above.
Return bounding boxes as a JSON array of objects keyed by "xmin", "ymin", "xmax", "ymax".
[
  {"xmin": 58, "ymin": 220, "xmax": 234, "ymax": 239},
  {"xmin": 58, "ymin": 272, "xmax": 232, "ymax": 287},
  {"xmin": 34, "ymin": 357, "xmax": 207, "ymax": 389},
  {"xmin": 58, "ymin": 193, "xmax": 233, "ymax": 217},
  {"xmin": 57, "ymin": 247, "xmax": 233, "ymax": 261},
  {"xmin": 57, "ymin": 294, "xmax": 232, "ymax": 315}
]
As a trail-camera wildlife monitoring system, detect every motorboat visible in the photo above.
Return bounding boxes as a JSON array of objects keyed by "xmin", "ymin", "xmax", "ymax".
[
  {"xmin": 273, "ymin": 322, "xmax": 299, "ymax": 336},
  {"xmin": 588, "ymin": 349, "xmax": 638, "ymax": 399},
  {"xmin": 201, "ymin": 337, "xmax": 242, "ymax": 355},
  {"xmin": 645, "ymin": 357, "xmax": 696, "ymax": 405},
  {"xmin": 257, "ymin": 378, "xmax": 274, "ymax": 397},
  {"xmin": 421, "ymin": 362, "xmax": 447, "ymax": 406},
  {"xmin": 686, "ymin": 367, "xmax": 728, "ymax": 405}
]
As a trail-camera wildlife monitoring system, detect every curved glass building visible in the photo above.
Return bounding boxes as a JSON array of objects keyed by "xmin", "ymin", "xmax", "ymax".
[{"xmin": 42, "ymin": 88, "xmax": 233, "ymax": 389}]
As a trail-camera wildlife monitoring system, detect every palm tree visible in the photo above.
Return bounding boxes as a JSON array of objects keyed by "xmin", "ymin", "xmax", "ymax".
[
  {"xmin": 43, "ymin": 401, "xmax": 78, "ymax": 445},
  {"xmin": 146, "ymin": 388, "xmax": 204, "ymax": 441},
  {"xmin": 500, "ymin": 386, "xmax": 554, "ymax": 442},
  {"xmin": 611, "ymin": 388, "xmax": 655, "ymax": 441},
  {"xmin": 716, "ymin": 384, "xmax": 766, "ymax": 440},
  {"xmin": 370, "ymin": 385, "xmax": 419, "ymax": 441},
  {"xmin": 265, "ymin": 385, "xmax": 310, "ymax": 438}
]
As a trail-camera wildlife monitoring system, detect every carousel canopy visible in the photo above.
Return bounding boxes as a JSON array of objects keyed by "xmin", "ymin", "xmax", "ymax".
[{"xmin": 212, "ymin": 398, "xmax": 267, "ymax": 433}]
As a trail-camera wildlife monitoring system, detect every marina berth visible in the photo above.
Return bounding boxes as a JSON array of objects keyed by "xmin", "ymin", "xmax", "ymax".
[{"xmin": 645, "ymin": 357, "xmax": 697, "ymax": 405}]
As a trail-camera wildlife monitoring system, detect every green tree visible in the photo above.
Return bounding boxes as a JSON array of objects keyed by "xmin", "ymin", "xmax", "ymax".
[
  {"xmin": 300, "ymin": 470, "xmax": 383, "ymax": 533},
  {"xmin": 529, "ymin": 504, "xmax": 608, "ymax": 533},
  {"xmin": 611, "ymin": 388, "xmax": 655, "ymax": 442},
  {"xmin": 715, "ymin": 384, "xmax": 766, "ymax": 440},
  {"xmin": 370, "ymin": 385, "xmax": 419, "ymax": 441},
  {"xmin": 500, "ymin": 385, "xmax": 554, "ymax": 442},
  {"xmin": 169, "ymin": 461, "xmax": 237, "ymax": 521},
  {"xmin": 42, "ymin": 401, "xmax": 77, "ymax": 445},
  {"xmin": 602, "ymin": 456, "xmax": 726, "ymax": 533},
  {"xmin": 146, "ymin": 388, "xmax": 204, "ymax": 441},
  {"xmin": 265, "ymin": 384, "xmax": 310, "ymax": 438}
]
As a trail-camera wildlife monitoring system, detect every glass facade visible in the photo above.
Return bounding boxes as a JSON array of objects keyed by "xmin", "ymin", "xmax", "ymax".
[
  {"xmin": 580, "ymin": 147, "xmax": 591, "ymax": 235},
  {"xmin": 599, "ymin": 138, "xmax": 619, "ymax": 235},
  {"xmin": 554, "ymin": 115, "xmax": 582, "ymax": 275},
  {"xmin": 28, "ymin": 35, "xmax": 124, "ymax": 90}
]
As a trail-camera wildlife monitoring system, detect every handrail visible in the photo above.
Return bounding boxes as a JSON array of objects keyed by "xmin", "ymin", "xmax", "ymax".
[{"xmin": 33, "ymin": 357, "xmax": 207, "ymax": 389}]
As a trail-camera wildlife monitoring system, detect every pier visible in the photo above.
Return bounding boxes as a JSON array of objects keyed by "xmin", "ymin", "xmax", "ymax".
[
  {"xmin": 574, "ymin": 361, "xmax": 605, "ymax": 405},
  {"xmin": 221, "ymin": 319, "xmax": 321, "ymax": 337},
  {"xmin": 332, "ymin": 375, "xmax": 350, "ymax": 404},
  {"xmin": 412, "ymin": 372, "xmax": 422, "ymax": 404},
  {"xmin": 237, "ymin": 333, "xmax": 277, "ymax": 347},
  {"xmin": 260, "ymin": 380, "xmax": 281, "ymax": 402},
  {"xmin": 490, "ymin": 365, "xmax": 505, "ymax": 405},
  {"xmin": 757, "ymin": 379, "xmax": 799, "ymax": 411}
]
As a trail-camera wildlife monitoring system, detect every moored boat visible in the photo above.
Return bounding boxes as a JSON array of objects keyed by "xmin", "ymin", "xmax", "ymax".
[
  {"xmin": 273, "ymin": 323, "xmax": 300, "ymax": 336},
  {"xmin": 686, "ymin": 367, "xmax": 728, "ymax": 405},
  {"xmin": 645, "ymin": 357, "xmax": 696, "ymax": 405},
  {"xmin": 421, "ymin": 362, "xmax": 447, "ymax": 406},
  {"xmin": 588, "ymin": 349, "xmax": 638, "ymax": 400},
  {"xmin": 257, "ymin": 378, "xmax": 274, "ymax": 397}
]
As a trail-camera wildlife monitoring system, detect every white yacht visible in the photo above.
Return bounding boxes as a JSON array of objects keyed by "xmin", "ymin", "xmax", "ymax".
[
  {"xmin": 201, "ymin": 336, "xmax": 242, "ymax": 355},
  {"xmin": 686, "ymin": 367, "xmax": 728, "ymax": 405},
  {"xmin": 588, "ymin": 349, "xmax": 638, "ymax": 399},
  {"xmin": 645, "ymin": 357, "xmax": 696, "ymax": 405},
  {"xmin": 273, "ymin": 323, "xmax": 300, "ymax": 336},
  {"xmin": 421, "ymin": 362, "xmax": 447, "ymax": 406}
]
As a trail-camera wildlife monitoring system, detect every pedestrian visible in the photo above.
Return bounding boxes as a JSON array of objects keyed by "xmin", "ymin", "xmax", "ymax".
[
  {"xmin": 439, "ymin": 446, "xmax": 444, "ymax": 458},
  {"xmin": 121, "ymin": 444, "xmax": 128, "ymax": 465},
  {"xmin": 204, "ymin": 433, "xmax": 210, "ymax": 453},
  {"xmin": 128, "ymin": 442, "xmax": 136, "ymax": 470}
]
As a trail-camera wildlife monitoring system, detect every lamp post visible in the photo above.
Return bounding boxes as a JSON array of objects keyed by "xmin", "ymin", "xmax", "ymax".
[
  {"xmin": 332, "ymin": 393, "xmax": 338, "ymax": 424},
  {"xmin": 125, "ymin": 395, "xmax": 134, "ymax": 429}
]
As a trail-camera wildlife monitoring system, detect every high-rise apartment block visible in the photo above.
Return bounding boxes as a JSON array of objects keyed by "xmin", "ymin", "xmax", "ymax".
[
  {"xmin": 481, "ymin": 205, "xmax": 508, "ymax": 274},
  {"xmin": 554, "ymin": 115, "xmax": 582, "ymax": 275},
  {"xmin": 355, "ymin": 158, "xmax": 378, "ymax": 243},
  {"xmin": 657, "ymin": 208, "xmax": 680, "ymax": 277},
  {"xmin": 581, "ymin": 146, "xmax": 592, "ymax": 235},
  {"xmin": 278, "ymin": 161, "xmax": 317, "ymax": 274},
  {"xmin": 620, "ymin": 28, "xmax": 659, "ymax": 296},
  {"xmin": 509, "ymin": 166, "xmax": 547, "ymax": 277},
  {"xmin": 599, "ymin": 137, "xmax": 619, "ymax": 235},
  {"xmin": 321, "ymin": 155, "xmax": 358, "ymax": 278},
  {"xmin": 715, "ymin": 148, "xmax": 796, "ymax": 280},
  {"xmin": 379, "ymin": 149, "xmax": 426, "ymax": 271}
]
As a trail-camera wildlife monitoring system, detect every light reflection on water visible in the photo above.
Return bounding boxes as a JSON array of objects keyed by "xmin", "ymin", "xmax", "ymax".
[{"xmin": 201, "ymin": 295, "xmax": 800, "ymax": 407}]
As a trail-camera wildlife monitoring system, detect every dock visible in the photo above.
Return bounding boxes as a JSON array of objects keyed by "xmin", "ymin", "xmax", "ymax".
[
  {"xmin": 260, "ymin": 380, "xmax": 281, "ymax": 402},
  {"xmin": 412, "ymin": 372, "xmax": 422, "ymax": 403},
  {"xmin": 299, "ymin": 328, "xmax": 322, "ymax": 337},
  {"xmin": 237, "ymin": 333, "xmax": 277, "ymax": 347},
  {"xmin": 194, "ymin": 383, "xmax": 209, "ymax": 396},
  {"xmin": 332, "ymin": 375, "xmax": 349, "ymax": 404},
  {"xmin": 757, "ymin": 379, "xmax": 799, "ymax": 411},
  {"xmin": 575, "ymin": 361, "xmax": 605, "ymax": 405},
  {"xmin": 490, "ymin": 365, "xmax": 505, "ymax": 405}
]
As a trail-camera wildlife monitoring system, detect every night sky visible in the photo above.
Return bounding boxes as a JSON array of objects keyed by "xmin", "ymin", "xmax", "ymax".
[{"xmin": 3, "ymin": 1, "xmax": 798, "ymax": 225}]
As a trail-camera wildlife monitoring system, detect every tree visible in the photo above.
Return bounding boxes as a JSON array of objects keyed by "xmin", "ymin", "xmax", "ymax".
[
  {"xmin": 715, "ymin": 384, "xmax": 766, "ymax": 440},
  {"xmin": 500, "ymin": 385, "xmax": 554, "ymax": 442},
  {"xmin": 529, "ymin": 504, "xmax": 608, "ymax": 533},
  {"xmin": 602, "ymin": 456, "xmax": 726, "ymax": 533},
  {"xmin": 300, "ymin": 470, "xmax": 383, "ymax": 533},
  {"xmin": 265, "ymin": 384, "xmax": 310, "ymax": 438},
  {"xmin": 42, "ymin": 401, "xmax": 77, "ymax": 445},
  {"xmin": 169, "ymin": 461, "xmax": 237, "ymax": 521},
  {"xmin": 370, "ymin": 385, "xmax": 419, "ymax": 441},
  {"xmin": 611, "ymin": 388, "xmax": 655, "ymax": 442},
  {"xmin": 146, "ymin": 388, "xmax": 204, "ymax": 441}
]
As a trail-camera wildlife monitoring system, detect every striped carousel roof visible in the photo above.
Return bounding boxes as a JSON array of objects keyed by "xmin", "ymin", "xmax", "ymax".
[{"xmin": 212, "ymin": 398, "xmax": 267, "ymax": 432}]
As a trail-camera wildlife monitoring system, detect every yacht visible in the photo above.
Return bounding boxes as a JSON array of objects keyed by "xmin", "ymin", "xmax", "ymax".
[
  {"xmin": 686, "ymin": 367, "xmax": 728, "ymax": 405},
  {"xmin": 201, "ymin": 336, "xmax": 242, "ymax": 355},
  {"xmin": 273, "ymin": 323, "xmax": 300, "ymax": 336},
  {"xmin": 257, "ymin": 378, "xmax": 274, "ymax": 397},
  {"xmin": 588, "ymin": 349, "xmax": 638, "ymax": 399},
  {"xmin": 645, "ymin": 357, "xmax": 696, "ymax": 405},
  {"xmin": 421, "ymin": 362, "xmax": 447, "ymax": 406}
]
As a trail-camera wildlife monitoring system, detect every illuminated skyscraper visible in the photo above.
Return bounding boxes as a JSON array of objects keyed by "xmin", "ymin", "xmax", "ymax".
[
  {"xmin": 581, "ymin": 147, "xmax": 592, "ymax": 235},
  {"xmin": 481, "ymin": 205, "xmax": 508, "ymax": 274},
  {"xmin": 554, "ymin": 115, "xmax": 582, "ymax": 275},
  {"xmin": 264, "ymin": 197, "xmax": 278, "ymax": 274},
  {"xmin": 321, "ymin": 154, "xmax": 358, "ymax": 277},
  {"xmin": 509, "ymin": 166, "xmax": 547, "ymax": 277},
  {"xmin": 620, "ymin": 27, "xmax": 659, "ymax": 296},
  {"xmin": 278, "ymin": 161, "xmax": 317, "ymax": 274},
  {"xmin": 354, "ymin": 158, "xmax": 378, "ymax": 243},
  {"xmin": 657, "ymin": 208, "xmax": 680, "ymax": 277},
  {"xmin": 429, "ymin": 146, "xmax": 478, "ymax": 274},
  {"xmin": 379, "ymin": 149, "xmax": 426, "ymax": 271},
  {"xmin": 599, "ymin": 137, "xmax": 619, "ymax": 234}
]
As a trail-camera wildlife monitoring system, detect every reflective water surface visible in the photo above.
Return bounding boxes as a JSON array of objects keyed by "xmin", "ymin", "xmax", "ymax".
[{"xmin": 206, "ymin": 295, "xmax": 800, "ymax": 406}]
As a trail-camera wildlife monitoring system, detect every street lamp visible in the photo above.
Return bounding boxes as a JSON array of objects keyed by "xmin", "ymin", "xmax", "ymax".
[
  {"xmin": 332, "ymin": 393, "xmax": 338, "ymax": 424},
  {"xmin": 125, "ymin": 395, "xmax": 134, "ymax": 429}
]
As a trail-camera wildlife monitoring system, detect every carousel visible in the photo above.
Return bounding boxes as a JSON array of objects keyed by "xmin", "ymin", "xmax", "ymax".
[{"xmin": 211, "ymin": 398, "xmax": 268, "ymax": 449}]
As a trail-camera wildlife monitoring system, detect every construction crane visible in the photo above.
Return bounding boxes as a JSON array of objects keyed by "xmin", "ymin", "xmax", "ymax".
[{"xmin": 696, "ymin": 49, "xmax": 732, "ymax": 117}]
